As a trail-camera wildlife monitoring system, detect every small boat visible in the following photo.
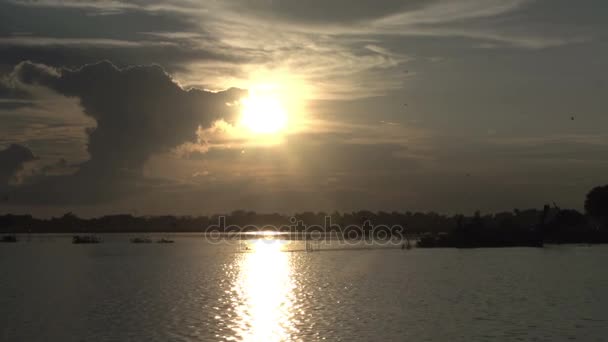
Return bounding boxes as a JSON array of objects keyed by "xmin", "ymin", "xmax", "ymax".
[
  {"xmin": 1, "ymin": 235, "xmax": 18, "ymax": 243},
  {"xmin": 72, "ymin": 235, "xmax": 101, "ymax": 244},
  {"xmin": 130, "ymin": 237, "xmax": 153, "ymax": 244},
  {"xmin": 156, "ymin": 238, "xmax": 174, "ymax": 244}
]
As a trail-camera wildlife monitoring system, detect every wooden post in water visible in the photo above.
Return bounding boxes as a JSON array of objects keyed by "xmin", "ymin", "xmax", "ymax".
[{"xmin": 305, "ymin": 239, "xmax": 314, "ymax": 252}]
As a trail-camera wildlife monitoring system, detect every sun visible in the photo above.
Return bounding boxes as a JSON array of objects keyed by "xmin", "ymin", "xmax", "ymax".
[{"xmin": 240, "ymin": 90, "xmax": 288, "ymax": 134}]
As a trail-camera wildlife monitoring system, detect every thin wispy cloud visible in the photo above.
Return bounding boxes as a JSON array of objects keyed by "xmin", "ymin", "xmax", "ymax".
[{"xmin": 4, "ymin": 0, "xmax": 590, "ymax": 98}]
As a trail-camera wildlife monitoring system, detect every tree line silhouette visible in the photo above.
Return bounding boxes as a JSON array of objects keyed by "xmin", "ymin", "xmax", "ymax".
[{"xmin": 2, "ymin": 185, "xmax": 608, "ymax": 247}]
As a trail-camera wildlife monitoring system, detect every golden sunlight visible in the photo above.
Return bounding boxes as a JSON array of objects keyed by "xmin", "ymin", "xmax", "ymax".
[
  {"xmin": 233, "ymin": 239, "xmax": 296, "ymax": 341},
  {"xmin": 234, "ymin": 68, "xmax": 315, "ymax": 139},
  {"xmin": 240, "ymin": 89, "xmax": 288, "ymax": 134}
]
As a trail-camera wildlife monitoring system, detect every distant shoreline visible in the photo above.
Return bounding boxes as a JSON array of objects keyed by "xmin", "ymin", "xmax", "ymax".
[{"xmin": 3, "ymin": 200, "xmax": 608, "ymax": 247}]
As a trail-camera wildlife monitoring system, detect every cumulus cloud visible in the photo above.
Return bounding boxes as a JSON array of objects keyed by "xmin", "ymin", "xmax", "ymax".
[
  {"xmin": 0, "ymin": 72, "xmax": 35, "ymax": 109},
  {"xmin": 0, "ymin": 144, "xmax": 36, "ymax": 186},
  {"xmin": 13, "ymin": 60, "xmax": 245, "ymax": 174},
  {"xmin": 3, "ymin": 60, "xmax": 246, "ymax": 204}
]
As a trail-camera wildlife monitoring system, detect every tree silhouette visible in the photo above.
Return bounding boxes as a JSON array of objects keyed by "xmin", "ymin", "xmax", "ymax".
[{"xmin": 585, "ymin": 185, "xmax": 608, "ymax": 230}]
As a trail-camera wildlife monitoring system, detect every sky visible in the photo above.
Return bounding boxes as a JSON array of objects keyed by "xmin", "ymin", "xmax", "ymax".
[{"xmin": 0, "ymin": 0, "xmax": 607, "ymax": 217}]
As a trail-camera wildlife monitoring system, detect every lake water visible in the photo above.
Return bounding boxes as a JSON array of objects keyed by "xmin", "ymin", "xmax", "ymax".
[{"xmin": 1, "ymin": 235, "xmax": 607, "ymax": 341}]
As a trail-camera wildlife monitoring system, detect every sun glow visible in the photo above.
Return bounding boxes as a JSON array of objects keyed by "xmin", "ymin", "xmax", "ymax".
[
  {"xmin": 232, "ymin": 238, "xmax": 296, "ymax": 341},
  {"xmin": 240, "ymin": 89, "xmax": 288, "ymax": 134},
  {"xmin": 235, "ymin": 69, "xmax": 314, "ymax": 140},
  {"xmin": 249, "ymin": 238, "xmax": 287, "ymax": 253}
]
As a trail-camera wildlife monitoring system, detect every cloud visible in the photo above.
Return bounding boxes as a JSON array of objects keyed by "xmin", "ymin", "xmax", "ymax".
[
  {"xmin": 0, "ymin": 37, "xmax": 176, "ymax": 48},
  {"xmin": 14, "ymin": 60, "xmax": 245, "ymax": 172},
  {"xmin": 202, "ymin": 0, "xmax": 586, "ymax": 50},
  {"xmin": 6, "ymin": 0, "xmax": 136, "ymax": 11},
  {"xmin": 0, "ymin": 144, "xmax": 36, "ymax": 186},
  {"xmin": 3, "ymin": 60, "xmax": 246, "ymax": 204},
  {"xmin": 0, "ymin": 72, "xmax": 34, "ymax": 109},
  {"xmin": 1, "ymin": 0, "xmax": 606, "ymax": 215},
  {"xmin": 218, "ymin": 0, "xmax": 430, "ymax": 24},
  {"xmin": 2, "ymin": 0, "xmax": 592, "ymax": 101},
  {"xmin": 159, "ymin": 0, "xmax": 589, "ymax": 99}
]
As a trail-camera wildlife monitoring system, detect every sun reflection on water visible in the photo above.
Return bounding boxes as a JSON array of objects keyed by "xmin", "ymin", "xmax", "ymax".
[{"xmin": 231, "ymin": 239, "xmax": 297, "ymax": 341}]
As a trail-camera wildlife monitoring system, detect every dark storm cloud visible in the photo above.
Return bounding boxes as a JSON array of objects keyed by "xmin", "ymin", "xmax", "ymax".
[
  {"xmin": 0, "ymin": 144, "xmax": 35, "ymax": 186},
  {"xmin": 4, "ymin": 60, "xmax": 246, "ymax": 204},
  {"xmin": 14, "ymin": 60, "xmax": 245, "ymax": 172}
]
